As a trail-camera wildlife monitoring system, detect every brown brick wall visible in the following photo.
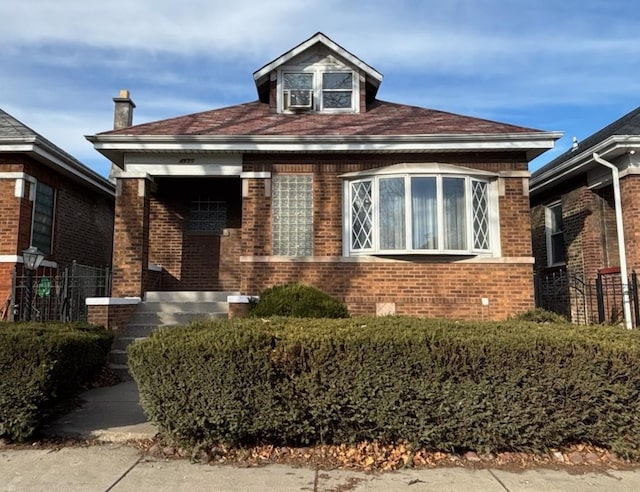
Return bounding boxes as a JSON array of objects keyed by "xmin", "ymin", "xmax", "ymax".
[
  {"xmin": 112, "ymin": 179, "xmax": 149, "ymax": 297},
  {"xmin": 87, "ymin": 303, "xmax": 138, "ymax": 336},
  {"xmin": 531, "ymin": 185, "xmax": 618, "ymax": 281},
  {"xmin": 242, "ymin": 153, "xmax": 530, "ymax": 259},
  {"xmin": 500, "ymin": 177, "xmax": 532, "ymax": 257},
  {"xmin": 0, "ymin": 177, "xmax": 22, "ymax": 255},
  {"xmin": 1, "ymin": 155, "xmax": 114, "ymax": 306},
  {"xmin": 241, "ymin": 260, "xmax": 534, "ymax": 320},
  {"xmin": 620, "ymin": 175, "xmax": 640, "ymax": 272},
  {"xmin": 238, "ymin": 153, "xmax": 533, "ymax": 320},
  {"xmin": 52, "ymin": 178, "xmax": 113, "ymax": 267}
]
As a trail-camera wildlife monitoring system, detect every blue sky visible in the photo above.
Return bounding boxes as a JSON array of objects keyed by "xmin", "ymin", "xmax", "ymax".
[{"xmin": 2, "ymin": 0, "xmax": 639, "ymax": 178}]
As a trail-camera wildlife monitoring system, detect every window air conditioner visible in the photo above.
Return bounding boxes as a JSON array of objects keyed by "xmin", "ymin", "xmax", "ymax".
[{"xmin": 288, "ymin": 90, "xmax": 313, "ymax": 109}]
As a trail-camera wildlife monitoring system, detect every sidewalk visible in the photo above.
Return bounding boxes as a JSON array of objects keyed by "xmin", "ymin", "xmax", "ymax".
[
  {"xmin": 2, "ymin": 444, "xmax": 640, "ymax": 491},
  {"xmin": 1, "ymin": 381, "xmax": 635, "ymax": 491}
]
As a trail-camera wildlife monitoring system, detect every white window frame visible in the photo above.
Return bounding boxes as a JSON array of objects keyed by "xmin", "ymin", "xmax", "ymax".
[
  {"xmin": 545, "ymin": 201, "xmax": 565, "ymax": 266},
  {"xmin": 278, "ymin": 67, "xmax": 359, "ymax": 114},
  {"xmin": 343, "ymin": 170, "xmax": 500, "ymax": 256}
]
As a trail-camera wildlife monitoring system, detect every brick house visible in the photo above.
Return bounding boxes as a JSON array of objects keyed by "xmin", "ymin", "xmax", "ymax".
[
  {"xmin": 87, "ymin": 32, "xmax": 560, "ymax": 327},
  {"xmin": 530, "ymin": 106, "xmax": 640, "ymax": 327},
  {"xmin": 0, "ymin": 108, "xmax": 115, "ymax": 318}
]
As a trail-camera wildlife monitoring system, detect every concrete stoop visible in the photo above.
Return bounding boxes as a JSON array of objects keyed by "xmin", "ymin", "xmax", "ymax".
[{"xmin": 109, "ymin": 291, "xmax": 239, "ymax": 380}]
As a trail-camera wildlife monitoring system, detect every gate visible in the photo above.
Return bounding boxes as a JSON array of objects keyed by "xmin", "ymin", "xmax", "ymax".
[
  {"xmin": 535, "ymin": 269, "xmax": 639, "ymax": 327},
  {"xmin": 10, "ymin": 261, "xmax": 111, "ymax": 322}
]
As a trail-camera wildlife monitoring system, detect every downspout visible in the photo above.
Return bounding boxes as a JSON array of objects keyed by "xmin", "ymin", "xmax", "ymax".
[{"xmin": 592, "ymin": 152, "xmax": 633, "ymax": 329}]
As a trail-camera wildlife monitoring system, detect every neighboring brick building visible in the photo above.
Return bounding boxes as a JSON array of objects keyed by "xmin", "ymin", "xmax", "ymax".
[
  {"xmin": 88, "ymin": 32, "xmax": 560, "ymax": 322},
  {"xmin": 0, "ymin": 109, "xmax": 115, "ymax": 317},
  {"xmin": 530, "ymin": 106, "xmax": 640, "ymax": 327}
]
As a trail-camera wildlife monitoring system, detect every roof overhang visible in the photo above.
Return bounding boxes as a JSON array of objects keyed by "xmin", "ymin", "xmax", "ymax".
[
  {"xmin": 87, "ymin": 132, "xmax": 562, "ymax": 167},
  {"xmin": 0, "ymin": 136, "xmax": 115, "ymax": 196},
  {"xmin": 530, "ymin": 135, "xmax": 640, "ymax": 196}
]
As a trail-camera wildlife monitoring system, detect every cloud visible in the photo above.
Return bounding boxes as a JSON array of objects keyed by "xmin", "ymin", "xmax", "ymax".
[{"xmin": 2, "ymin": 0, "xmax": 640, "ymax": 179}]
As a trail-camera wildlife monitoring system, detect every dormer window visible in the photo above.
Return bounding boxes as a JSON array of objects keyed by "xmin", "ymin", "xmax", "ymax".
[
  {"xmin": 283, "ymin": 73, "xmax": 314, "ymax": 110},
  {"xmin": 279, "ymin": 68, "xmax": 357, "ymax": 113},
  {"xmin": 322, "ymin": 73, "xmax": 352, "ymax": 109}
]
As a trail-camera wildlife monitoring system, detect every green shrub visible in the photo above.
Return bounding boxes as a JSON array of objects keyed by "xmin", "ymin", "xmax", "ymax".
[
  {"xmin": 511, "ymin": 308, "xmax": 569, "ymax": 324},
  {"xmin": 129, "ymin": 317, "xmax": 640, "ymax": 458},
  {"xmin": 248, "ymin": 284, "xmax": 349, "ymax": 318},
  {"xmin": 0, "ymin": 322, "xmax": 112, "ymax": 441}
]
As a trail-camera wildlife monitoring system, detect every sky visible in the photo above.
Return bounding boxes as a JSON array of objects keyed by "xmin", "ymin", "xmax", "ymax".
[{"xmin": 2, "ymin": 0, "xmax": 640, "ymax": 178}]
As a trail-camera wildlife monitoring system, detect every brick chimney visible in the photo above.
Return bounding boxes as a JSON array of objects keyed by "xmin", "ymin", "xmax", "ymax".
[{"xmin": 113, "ymin": 89, "xmax": 136, "ymax": 129}]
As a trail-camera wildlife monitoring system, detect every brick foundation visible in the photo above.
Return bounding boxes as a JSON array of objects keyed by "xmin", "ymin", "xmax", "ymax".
[{"xmin": 87, "ymin": 303, "xmax": 139, "ymax": 336}]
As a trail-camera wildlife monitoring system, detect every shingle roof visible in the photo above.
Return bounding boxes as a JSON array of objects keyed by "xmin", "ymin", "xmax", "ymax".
[
  {"xmin": 99, "ymin": 99, "xmax": 543, "ymax": 137},
  {"xmin": 533, "ymin": 105, "xmax": 640, "ymax": 178},
  {"xmin": 0, "ymin": 108, "xmax": 114, "ymax": 195},
  {"xmin": 0, "ymin": 108, "xmax": 39, "ymax": 139}
]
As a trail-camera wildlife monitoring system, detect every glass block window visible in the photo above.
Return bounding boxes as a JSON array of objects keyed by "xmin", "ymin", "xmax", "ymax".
[
  {"xmin": 189, "ymin": 200, "xmax": 227, "ymax": 233},
  {"xmin": 272, "ymin": 175, "xmax": 313, "ymax": 256},
  {"xmin": 472, "ymin": 180, "xmax": 490, "ymax": 250},
  {"xmin": 32, "ymin": 182, "xmax": 55, "ymax": 254}
]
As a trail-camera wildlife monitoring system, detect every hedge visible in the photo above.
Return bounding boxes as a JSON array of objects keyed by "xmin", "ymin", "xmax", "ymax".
[
  {"xmin": 128, "ymin": 317, "xmax": 640, "ymax": 458},
  {"xmin": 249, "ymin": 284, "xmax": 349, "ymax": 318},
  {"xmin": 0, "ymin": 322, "xmax": 112, "ymax": 441}
]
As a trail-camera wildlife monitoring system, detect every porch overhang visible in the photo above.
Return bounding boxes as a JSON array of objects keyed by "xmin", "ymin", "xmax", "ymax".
[{"xmin": 86, "ymin": 132, "xmax": 562, "ymax": 167}]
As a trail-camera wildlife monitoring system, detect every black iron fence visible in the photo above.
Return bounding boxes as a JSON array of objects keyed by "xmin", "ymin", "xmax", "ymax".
[
  {"xmin": 9, "ymin": 261, "xmax": 111, "ymax": 322},
  {"xmin": 534, "ymin": 269, "xmax": 639, "ymax": 327}
]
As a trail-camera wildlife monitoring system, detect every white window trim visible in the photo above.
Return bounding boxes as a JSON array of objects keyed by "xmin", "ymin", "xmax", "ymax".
[
  {"xmin": 545, "ymin": 201, "xmax": 565, "ymax": 267},
  {"xmin": 343, "ymin": 171, "xmax": 501, "ymax": 257},
  {"xmin": 277, "ymin": 66, "xmax": 359, "ymax": 114}
]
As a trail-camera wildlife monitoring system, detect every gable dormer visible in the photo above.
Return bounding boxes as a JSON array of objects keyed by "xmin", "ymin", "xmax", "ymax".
[{"xmin": 253, "ymin": 32, "xmax": 383, "ymax": 114}]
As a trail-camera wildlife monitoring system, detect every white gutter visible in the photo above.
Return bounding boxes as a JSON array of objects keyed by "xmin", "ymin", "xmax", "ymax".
[{"xmin": 593, "ymin": 152, "xmax": 633, "ymax": 330}]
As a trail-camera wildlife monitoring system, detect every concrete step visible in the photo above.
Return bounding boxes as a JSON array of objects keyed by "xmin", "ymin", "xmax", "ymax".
[
  {"xmin": 144, "ymin": 291, "xmax": 239, "ymax": 303},
  {"xmin": 128, "ymin": 311, "xmax": 228, "ymax": 326},
  {"xmin": 111, "ymin": 336, "xmax": 146, "ymax": 351},
  {"xmin": 110, "ymin": 363, "xmax": 132, "ymax": 381},
  {"xmin": 109, "ymin": 349, "xmax": 128, "ymax": 366},
  {"xmin": 134, "ymin": 301, "xmax": 229, "ymax": 315},
  {"xmin": 120, "ymin": 324, "xmax": 159, "ymax": 338}
]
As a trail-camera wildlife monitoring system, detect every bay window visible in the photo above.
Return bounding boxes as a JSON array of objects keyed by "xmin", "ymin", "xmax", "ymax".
[{"xmin": 344, "ymin": 166, "xmax": 497, "ymax": 255}]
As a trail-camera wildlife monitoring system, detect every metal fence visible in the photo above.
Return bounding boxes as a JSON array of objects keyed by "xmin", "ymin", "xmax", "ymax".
[
  {"xmin": 534, "ymin": 269, "xmax": 639, "ymax": 327},
  {"xmin": 10, "ymin": 261, "xmax": 111, "ymax": 322}
]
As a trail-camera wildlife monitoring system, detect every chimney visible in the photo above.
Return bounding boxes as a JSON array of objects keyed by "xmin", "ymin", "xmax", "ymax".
[{"xmin": 113, "ymin": 89, "xmax": 136, "ymax": 129}]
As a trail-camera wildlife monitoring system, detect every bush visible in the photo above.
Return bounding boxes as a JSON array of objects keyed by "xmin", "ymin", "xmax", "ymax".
[
  {"xmin": 511, "ymin": 308, "xmax": 568, "ymax": 324},
  {"xmin": 129, "ymin": 317, "xmax": 640, "ymax": 458},
  {"xmin": 0, "ymin": 322, "xmax": 112, "ymax": 441},
  {"xmin": 248, "ymin": 284, "xmax": 349, "ymax": 318}
]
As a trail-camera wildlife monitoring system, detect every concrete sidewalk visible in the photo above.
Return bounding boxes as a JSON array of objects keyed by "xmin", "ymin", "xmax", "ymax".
[
  {"xmin": 2, "ymin": 444, "xmax": 640, "ymax": 491},
  {"xmin": 16, "ymin": 381, "xmax": 637, "ymax": 491},
  {"xmin": 44, "ymin": 381, "xmax": 157, "ymax": 442}
]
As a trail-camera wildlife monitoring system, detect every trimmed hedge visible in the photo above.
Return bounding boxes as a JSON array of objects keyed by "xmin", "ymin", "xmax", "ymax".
[
  {"xmin": 0, "ymin": 322, "xmax": 112, "ymax": 441},
  {"xmin": 248, "ymin": 284, "xmax": 349, "ymax": 318},
  {"xmin": 129, "ymin": 317, "xmax": 640, "ymax": 458}
]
